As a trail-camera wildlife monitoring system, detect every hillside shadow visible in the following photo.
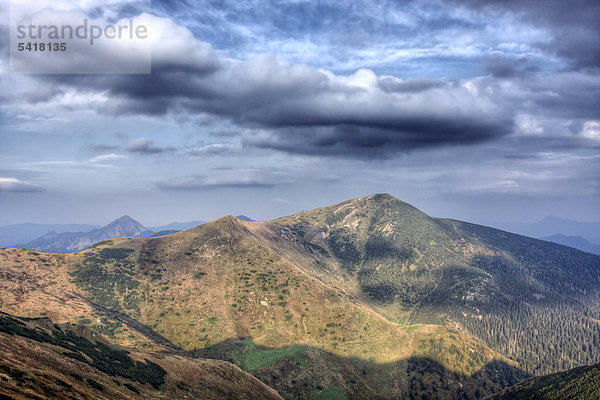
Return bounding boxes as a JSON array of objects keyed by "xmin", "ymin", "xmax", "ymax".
[{"xmin": 193, "ymin": 338, "xmax": 529, "ymax": 400}]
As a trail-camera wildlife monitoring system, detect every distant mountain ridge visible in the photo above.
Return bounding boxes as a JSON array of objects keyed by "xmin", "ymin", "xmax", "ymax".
[
  {"xmin": 501, "ymin": 215, "xmax": 600, "ymax": 245},
  {"xmin": 148, "ymin": 220, "xmax": 205, "ymax": 232},
  {"xmin": 541, "ymin": 234, "xmax": 600, "ymax": 255},
  {"xmin": 20, "ymin": 215, "xmax": 154, "ymax": 253},
  {"xmin": 3, "ymin": 217, "xmax": 212, "ymax": 253},
  {"xmin": 0, "ymin": 223, "xmax": 100, "ymax": 248}
]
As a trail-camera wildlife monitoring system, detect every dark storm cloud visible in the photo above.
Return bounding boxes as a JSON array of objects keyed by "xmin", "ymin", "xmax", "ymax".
[
  {"xmin": 242, "ymin": 118, "xmax": 511, "ymax": 158},
  {"xmin": 41, "ymin": 52, "xmax": 511, "ymax": 157},
  {"xmin": 25, "ymin": 1, "xmax": 599, "ymax": 160}
]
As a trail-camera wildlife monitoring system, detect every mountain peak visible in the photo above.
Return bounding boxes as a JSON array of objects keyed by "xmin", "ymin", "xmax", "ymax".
[
  {"xmin": 235, "ymin": 215, "xmax": 255, "ymax": 222},
  {"xmin": 97, "ymin": 215, "xmax": 149, "ymax": 239},
  {"xmin": 359, "ymin": 193, "xmax": 421, "ymax": 214},
  {"xmin": 112, "ymin": 215, "xmax": 136, "ymax": 224},
  {"xmin": 367, "ymin": 193, "xmax": 397, "ymax": 201},
  {"xmin": 103, "ymin": 215, "xmax": 146, "ymax": 230},
  {"xmin": 363, "ymin": 193, "xmax": 400, "ymax": 204}
]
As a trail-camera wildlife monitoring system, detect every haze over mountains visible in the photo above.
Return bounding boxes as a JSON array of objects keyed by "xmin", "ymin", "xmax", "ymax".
[
  {"xmin": 0, "ymin": 223, "xmax": 100, "ymax": 248},
  {"xmin": 0, "ymin": 194, "xmax": 598, "ymax": 399},
  {"xmin": 499, "ymin": 216, "xmax": 600, "ymax": 255},
  {"xmin": 540, "ymin": 234, "xmax": 600, "ymax": 256},
  {"xmin": 18, "ymin": 216, "xmax": 154, "ymax": 254},
  {"xmin": 1, "ymin": 217, "xmax": 258, "ymax": 254}
]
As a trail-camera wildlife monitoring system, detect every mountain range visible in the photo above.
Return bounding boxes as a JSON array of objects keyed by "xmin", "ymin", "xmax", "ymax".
[
  {"xmin": 499, "ymin": 216, "xmax": 600, "ymax": 254},
  {"xmin": 0, "ymin": 219, "xmax": 207, "ymax": 249},
  {"xmin": 0, "ymin": 223, "xmax": 101, "ymax": 248},
  {"xmin": 540, "ymin": 234, "xmax": 600, "ymax": 255},
  {"xmin": 0, "ymin": 194, "xmax": 598, "ymax": 399},
  {"xmin": 3, "ymin": 217, "xmax": 256, "ymax": 254},
  {"xmin": 18, "ymin": 216, "xmax": 155, "ymax": 254}
]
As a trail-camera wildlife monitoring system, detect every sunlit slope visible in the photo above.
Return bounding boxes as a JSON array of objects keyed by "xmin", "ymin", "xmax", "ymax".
[
  {"xmin": 249, "ymin": 193, "xmax": 600, "ymax": 374},
  {"xmin": 51, "ymin": 215, "xmax": 518, "ymax": 399},
  {"xmin": 0, "ymin": 248, "xmax": 163, "ymax": 351},
  {"xmin": 67, "ymin": 215, "xmax": 496, "ymax": 367},
  {"xmin": 0, "ymin": 312, "xmax": 283, "ymax": 400},
  {"xmin": 5, "ymin": 195, "xmax": 576, "ymax": 398}
]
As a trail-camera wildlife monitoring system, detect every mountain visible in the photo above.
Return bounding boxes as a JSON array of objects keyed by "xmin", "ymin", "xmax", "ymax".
[
  {"xmin": 541, "ymin": 234, "xmax": 600, "ymax": 255},
  {"xmin": 235, "ymin": 215, "xmax": 255, "ymax": 222},
  {"xmin": 1, "ymin": 194, "xmax": 599, "ymax": 399},
  {"xmin": 0, "ymin": 312, "xmax": 282, "ymax": 400},
  {"xmin": 487, "ymin": 362, "xmax": 600, "ymax": 399},
  {"xmin": 149, "ymin": 220, "xmax": 205, "ymax": 232},
  {"xmin": 0, "ymin": 214, "xmax": 525, "ymax": 399},
  {"xmin": 501, "ymin": 215, "xmax": 600, "ymax": 245},
  {"xmin": 254, "ymin": 194, "xmax": 600, "ymax": 375},
  {"xmin": 150, "ymin": 230, "xmax": 180, "ymax": 237},
  {"xmin": 0, "ymin": 223, "xmax": 99, "ymax": 248},
  {"xmin": 20, "ymin": 216, "xmax": 154, "ymax": 253}
]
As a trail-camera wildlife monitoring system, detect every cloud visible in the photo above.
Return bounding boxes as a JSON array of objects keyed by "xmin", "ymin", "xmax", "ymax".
[
  {"xmin": 580, "ymin": 121, "xmax": 600, "ymax": 141},
  {"xmin": 9, "ymin": 2, "xmax": 600, "ymax": 164},
  {"xmin": 156, "ymin": 168, "xmax": 290, "ymax": 190},
  {"xmin": 92, "ymin": 143, "xmax": 120, "ymax": 151},
  {"xmin": 89, "ymin": 154, "xmax": 129, "ymax": 163},
  {"xmin": 183, "ymin": 143, "xmax": 239, "ymax": 156},
  {"xmin": 14, "ymin": 2, "xmax": 595, "ymax": 161},
  {"xmin": 42, "ymin": 53, "xmax": 513, "ymax": 157},
  {"xmin": 20, "ymin": 154, "xmax": 128, "ymax": 170},
  {"xmin": 0, "ymin": 178, "xmax": 45, "ymax": 193},
  {"xmin": 483, "ymin": 55, "xmax": 539, "ymax": 78},
  {"xmin": 125, "ymin": 138, "xmax": 174, "ymax": 154},
  {"xmin": 22, "ymin": 161, "xmax": 114, "ymax": 169},
  {"xmin": 378, "ymin": 77, "xmax": 443, "ymax": 93},
  {"xmin": 447, "ymin": 0, "xmax": 600, "ymax": 71}
]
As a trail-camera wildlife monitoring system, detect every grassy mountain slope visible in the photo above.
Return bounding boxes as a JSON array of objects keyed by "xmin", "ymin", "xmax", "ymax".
[
  {"xmin": 247, "ymin": 194, "xmax": 600, "ymax": 375},
  {"xmin": 66, "ymin": 216, "xmax": 521, "ymax": 398},
  {"xmin": 2, "ymin": 194, "xmax": 597, "ymax": 398},
  {"xmin": 1, "ymin": 215, "xmax": 521, "ymax": 399},
  {"xmin": 0, "ymin": 312, "xmax": 282, "ymax": 400},
  {"xmin": 0, "ymin": 247, "xmax": 163, "ymax": 351},
  {"xmin": 487, "ymin": 362, "xmax": 600, "ymax": 400}
]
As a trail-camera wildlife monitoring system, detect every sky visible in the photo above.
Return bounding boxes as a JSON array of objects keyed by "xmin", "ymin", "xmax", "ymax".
[{"xmin": 0, "ymin": 0, "xmax": 599, "ymax": 227}]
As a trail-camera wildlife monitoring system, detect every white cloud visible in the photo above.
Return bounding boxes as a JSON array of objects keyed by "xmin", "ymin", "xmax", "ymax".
[
  {"xmin": 89, "ymin": 154, "xmax": 128, "ymax": 163},
  {"xmin": 0, "ymin": 177, "xmax": 45, "ymax": 192},
  {"xmin": 515, "ymin": 114, "xmax": 544, "ymax": 136},
  {"xmin": 580, "ymin": 121, "xmax": 600, "ymax": 141}
]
